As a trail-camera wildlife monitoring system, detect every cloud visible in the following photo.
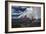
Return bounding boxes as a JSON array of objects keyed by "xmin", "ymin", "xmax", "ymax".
[{"xmin": 12, "ymin": 6, "xmax": 41, "ymax": 19}]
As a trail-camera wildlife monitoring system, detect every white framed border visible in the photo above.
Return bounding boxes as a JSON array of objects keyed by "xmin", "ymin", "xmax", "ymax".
[{"xmin": 7, "ymin": 2, "xmax": 44, "ymax": 32}]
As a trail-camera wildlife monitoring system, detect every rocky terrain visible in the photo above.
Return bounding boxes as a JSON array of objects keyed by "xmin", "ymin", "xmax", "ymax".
[{"xmin": 12, "ymin": 16, "xmax": 41, "ymax": 28}]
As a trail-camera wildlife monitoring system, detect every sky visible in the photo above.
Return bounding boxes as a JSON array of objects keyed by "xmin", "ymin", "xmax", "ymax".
[{"xmin": 12, "ymin": 6, "xmax": 41, "ymax": 19}]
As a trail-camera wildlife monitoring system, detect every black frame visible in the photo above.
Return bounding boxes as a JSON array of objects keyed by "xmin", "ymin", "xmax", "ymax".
[{"xmin": 5, "ymin": 1, "xmax": 45, "ymax": 33}]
